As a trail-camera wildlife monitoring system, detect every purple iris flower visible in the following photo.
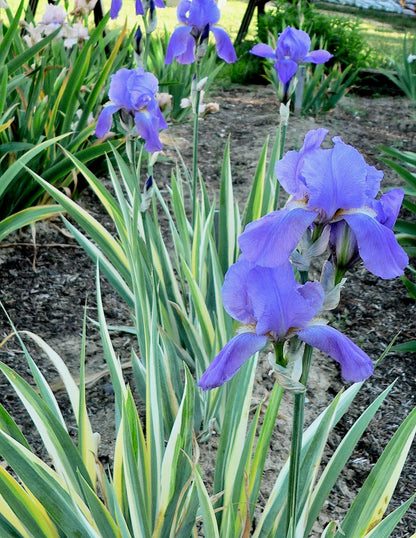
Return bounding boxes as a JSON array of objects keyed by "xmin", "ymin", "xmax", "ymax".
[
  {"xmin": 250, "ymin": 26, "xmax": 332, "ymax": 85},
  {"xmin": 165, "ymin": 0, "xmax": 237, "ymax": 64},
  {"xmin": 110, "ymin": 0, "xmax": 164, "ymax": 20},
  {"xmin": 238, "ymin": 129, "xmax": 408, "ymax": 279},
  {"xmin": 95, "ymin": 67, "xmax": 168, "ymax": 153},
  {"xmin": 198, "ymin": 258, "xmax": 373, "ymax": 390}
]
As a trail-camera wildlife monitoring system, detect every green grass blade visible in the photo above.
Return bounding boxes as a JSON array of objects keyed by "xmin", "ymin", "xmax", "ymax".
[{"xmin": 0, "ymin": 205, "xmax": 63, "ymax": 242}]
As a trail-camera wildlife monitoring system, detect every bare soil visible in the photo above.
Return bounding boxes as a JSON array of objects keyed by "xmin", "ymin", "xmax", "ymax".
[{"xmin": 0, "ymin": 85, "xmax": 415, "ymax": 536}]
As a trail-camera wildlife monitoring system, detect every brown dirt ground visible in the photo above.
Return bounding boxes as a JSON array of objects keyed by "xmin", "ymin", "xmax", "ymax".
[{"xmin": 0, "ymin": 84, "xmax": 415, "ymax": 536}]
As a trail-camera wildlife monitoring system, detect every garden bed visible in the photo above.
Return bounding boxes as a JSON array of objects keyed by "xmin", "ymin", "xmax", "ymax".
[{"xmin": 0, "ymin": 85, "xmax": 415, "ymax": 536}]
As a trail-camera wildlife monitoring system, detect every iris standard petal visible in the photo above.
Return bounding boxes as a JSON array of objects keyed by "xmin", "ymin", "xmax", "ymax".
[
  {"xmin": 128, "ymin": 70, "xmax": 159, "ymax": 102},
  {"xmin": 304, "ymin": 49, "xmax": 333, "ymax": 64},
  {"xmin": 275, "ymin": 128, "xmax": 328, "ymax": 198},
  {"xmin": 198, "ymin": 333, "xmax": 268, "ymax": 390},
  {"xmin": 211, "ymin": 25, "xmax": 237, "ymax": 63},
  {"xmin": 134, "ymin": 110, "xmax": 163, "ymax": 152},
  {"xmin": 275, "ymin": 58, "xmax": 298, "ymax": 84},
  {"xmin": 297, "ymin": 281, "xmax": 325, "ymax": 313},
  {"xmin": 373, "ymin": 188, "xmax": 404, "ymax": 229},
  {"xmin": 95, "ymin": 105, "xmax": 120, "ymax": 138},
  {"xmin": 108, "ymin": 69, "xmax": 135, "ymax": 109},
  {"xmin": 238, "ymin": 207, "xmax": 316, "ymax": 267},
  {"xmin": 221, "ymin": 257, "xmax": 256, "ymax": 325},
  {"xmin": 165, "ymin": 25, "xmax": 194, "ymax": 64},
  {"xmin": 302, "ymin": 140, "xmax": 367, "ymax": 218},
  {"xmin": 247, "ymin": 263, "xmax": 318, "ymax": 337},
  {"xmin": 177, "ymin": 0, "xmax": 191, "ymax": 23},
  {"xmin": 276, "ymin": 27, "xmax": 311, "ymax": 63},
  {"xmin": 343, "ymin": 212, "xmax": 408, "ymax": 279},
  {"xmin": 187, "ymin": 0, "xmax": 220, "ymax": 28},
  {"xmin": 110, "ymin": 0, "xmax": 122, "ymax": 18},
  {"xmin": 250, "ymin": 43, "xmax": 276, "ymax": 59},
  {"xmin": 298, "ymin": 324, "xmax": 373, "ymax": 382}
]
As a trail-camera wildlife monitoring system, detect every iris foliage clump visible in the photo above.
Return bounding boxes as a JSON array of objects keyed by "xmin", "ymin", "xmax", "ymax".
[{"xmin": 0, "ymin": 0, "xmax": 415, "ymax": 536}]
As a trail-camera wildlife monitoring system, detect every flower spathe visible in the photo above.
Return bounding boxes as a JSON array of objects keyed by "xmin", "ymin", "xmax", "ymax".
[
  {"xmin": 250, "ymin": 26, "xmax": 332, "ymax": 85},
  {"xmin": 95, "ymin": 67, "xmax": 168, "ymax": 153},
  {"xmin": 238, "ymin": 129, "xmax": 408, "ymax": 279},
  {"xmin": 198, "ymin": 258, "xmax": 373, "ymax": 390},
  {"xmin": 165, "ymin": 0, "xmax": 236, "ymax": 64}
]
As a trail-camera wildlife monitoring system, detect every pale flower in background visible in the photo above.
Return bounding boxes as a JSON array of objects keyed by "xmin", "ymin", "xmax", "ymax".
[
  {"xmin": 156, "ymin": 93, "xmax": 172, "ymax": 112},
  {"xmin": 407, "ymin": 53, "xmax": 416, "ymax": 63},
  {"xmin": 0, "ymin": 0, "xmax": 9, "ymax": 9},
  {"xmin": 63, "ymin": 22, "xmax": 89, "ymax": 47},
  {"xmin": 22, "ymin": 21, "xmax": 44, "ymax": 46},
  {"xmin": 73, "ymin": 0, "xmax": 98, "ymax": 15},
  {"xmin": 40, "ymin": 4, "xmax": 67, "ymax": 25}
]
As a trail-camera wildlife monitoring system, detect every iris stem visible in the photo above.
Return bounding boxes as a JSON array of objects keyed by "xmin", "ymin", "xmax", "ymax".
[
  {"xmin": 192, "ymin": 66, "xmax": 201, "ymax": 226},
  {"xmin": 285, "ymin": 343, "xmax": 313, "ymax": 537},
  {"xmin": 270, "ymin": 107, "xmax": 288, "ymax": 210}
]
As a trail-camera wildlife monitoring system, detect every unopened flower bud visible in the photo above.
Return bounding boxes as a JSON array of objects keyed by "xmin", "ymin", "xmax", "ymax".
[
  {"xmin": 147, "ymin": 0, "xmax": 157, "ymax": 34},
  {"xmin": 197, "ymin": 76, "xmax": 208, "ymax": 92},
  {"xmin": 279, "ymin": 102, "xmax": 290, "ymax": 126},
  {"xmin": 156, "ymin": 92, "xmax": 172, "ymax": 112}
]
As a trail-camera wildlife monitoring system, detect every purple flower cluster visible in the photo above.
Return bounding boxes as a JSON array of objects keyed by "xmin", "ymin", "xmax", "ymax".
[
  {"xmin": 165, "ymin": 0, "xmax": 236, "ymax": 64},
  {"xmin": 198, "ymin": 128, "xmax": 408, "ymax": 391},
  {"xmin": 251, "ymin": 26, "xmax": 332, "ymax": 85},
  {"xmin": 95, "ymin": 67, "xmax": 167, "ymax": 153}
]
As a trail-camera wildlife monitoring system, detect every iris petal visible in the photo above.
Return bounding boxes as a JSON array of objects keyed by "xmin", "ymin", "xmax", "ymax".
[
  {"xmin": 343, "ymin": 212, "xmax": 408, "ymax": 279},
  {"xmin": 373, "ymin": 188, "xmax": 404, "ymax": 229},
  {"xmin": 303, "ymin": 141, "xmax": 367, "ymax": 218},
  {"xmin": 275, "ymin": 58, "xmax": 298, "ymax": 84},
  {"xmin": 211, "ymin": 25, "xmax": 237, "ymax": 63},
  {"xmin": 198, "ymin": 333, "xmax": 267, "ymax": 390},
  {"xmin": 95, "ymin": 105, "xmax": 120, "ymax": 138},
  {"xmin": 108, "ymin": 69, "xmax": 135, "ymax": 109},
  {"xmin": 222, "ymin": 258, "xmax": 256, "ymax": 325},
  {"xmin": 134, "ymin": 110, "xmax": 163, "ymax": 152},
  {"xmin": 247, "ymin": 263, "xmax": 318, "ymax": 337},
  {"xmin": 165, "ymin": 25, "xmax": 194, "ymax": 64},
  {"xmin": 135, "ymin": 0, "xmax": 144, "ymax": 15},
  {"xmin": 275, "ymin": 128, "xmax": 328, "ymax": 198},
  {"xmin": 250, "ymin": 43, "xmax": 276, "ymax": 59},
  {"xmin": 298, "ymin": 324, "xmax": 373, "ymax": 382},
  {"xmin": 304, "ymin": 50, "xmax": 333, "ymax": 64},
  {"xmin": 110, "ymin": 0, "xmax": 122, "ymax": 18},
  {"xmin": 239, "ymin": 207, "xmax": 316, "ymax": 267}
]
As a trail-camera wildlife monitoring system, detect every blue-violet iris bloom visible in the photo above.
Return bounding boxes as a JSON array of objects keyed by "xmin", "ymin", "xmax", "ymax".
[
  {"xmin": 250, "ymin": 26, "xmax": 332, "ymax": 84},
  {"xmin": 95, "ymin": 67, "xmax": 168, "ymax": 153},
  {"xmin": 238, "ymin": 129, "xmax": 408, "ymax": 279},
  {"xmin": 165, "ymin": 0, "xmax": 237, "ymax": 64},
  {"xmin": 110, "ymin": 0, "xmax": 164, "ymax": 20},
  {"xmin": 198, "ymin": 258, "xmax": 373, "ymax": 390}
]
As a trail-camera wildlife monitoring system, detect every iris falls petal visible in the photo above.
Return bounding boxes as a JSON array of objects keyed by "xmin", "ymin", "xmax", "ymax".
[
  {"xmin": 343, "ymin": 212, "xmax": 408, "ymax": 279},
  {"xmin": 198, "ymin": 333, "xmax": 268, "ymax": 390},
  {"xmin": 239, "ymin": 207, "xmax": 316, "ymax": 267},
  {"xmin": 298, "ymin": 324, "xmax": 373, "ymax": 382}
]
